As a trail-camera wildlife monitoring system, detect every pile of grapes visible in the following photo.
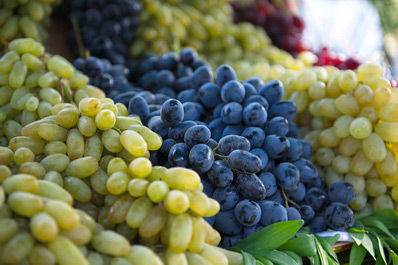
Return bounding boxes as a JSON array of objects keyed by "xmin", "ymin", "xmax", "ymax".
[
  {"xmin": 0, "ymin": 0, "xmax": 60, "ymax": 47},
  {"xmin": 75, "ymin": 48, "xmax": 356, "ymax": 248},
  {"xmin": 0, "ymin": 38, "xmax": 245, "ymax": 265},
  {"xmin": 279, "ymin": 62, "xmax": 398, "ymax": 214},
  {"xmin": 62, "ymin": 0, "xmax": 142, "ymax": 65}
]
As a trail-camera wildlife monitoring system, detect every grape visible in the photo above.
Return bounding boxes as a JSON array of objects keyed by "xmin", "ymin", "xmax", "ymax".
[
  {"xmin": 189, "ymin": 144, "xmax": 214, "ymax": 173},
  {"xmin": 220, "ymin": 102, "xmax": 243, "ymax": 125},
  {"xmin": 327, "ymin": 181, "xmax": 355, "ymax": 204},
  {"xmin": 207, "ymin": 160, "xmax": 234, "ymax": 188},
  {"xmin": 263, "ymin": 135, "xmax": 290, "ymax": 159},
  {"xmin": 212, "ymin": 186, "xmax": 240, "ymax": 211},
  {"xmin": 214, "ymin": 210, "xmax": 242, "ymax": 236},
  {"xmin": 304, "ymin": 187, "xmax": 329, "ymax": 212},
  {"xmin": 292, "ymin": 158, "xmax": 318, "ymax": 183},
  {"xmin": 227, "ymin": 150, "xmax": 262, "ymax": 174},
  {"xmin": 168, "ymin": 143, "xmax": 190, "ymax": 168},
  {"xmin": 235, "ymin": 173, "xmax": 267, "ymax": 201},
  {"xmin": 221, "ymin": 80, "xmax": 245, "ymax": 103},
  {"xmin": 309, "ymin": 215, "xmax": 328, "ymax": 233},
  {"xmin": 259, "ymin": 201, "xmax": 288, "ymax": 226},
  {"xmin": 299, "ymin": 205, "xmax": 315, "ymax": 225},
  {"xmin": 184, "ymin": 125, "xmax": 211, "ymax": 148},
  {"xmin": 234, "ymin": 200, "xmax": 262, "ymax": 226},
  {"xmin": 217, "ymin": 135, "xmax": 251, "ymax": 155},
  {"xmin": 285, "ymin": 183, "xmax": 306, "ymax": 202},
  {"xmin": 286, "ymin": 207, "xmax": 301, "ymax": 221},
  {"xmin": 243, "ymin": 102, "xmax": 268, "ymax": 127},
  {"xmin": 274, "ymin": 162, "xmax": 300, "ymax": 191},
  {"xmin": 241, "ymin": 127, "xmax": 266, "ymax": 148},
  {"xmin": 265, "ymin": 117, "xmax": 289, "ymax": 136},
  {"xmin": 323, "ymin": 202, "xmax": 354, "ymax": 231},
  {"xmin": 216, "ymin": 64, "xmax": 237, "ymax": 87},
  {"xmin": 160, "ymin": 99, "xmax": 184, "ymax": 128}
]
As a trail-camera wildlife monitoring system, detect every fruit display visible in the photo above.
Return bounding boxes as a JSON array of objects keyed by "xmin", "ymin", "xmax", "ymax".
[
  {"xmin": 0, "ymin": 0, "xmax": 60, "ymax": 47},
  {"xmin": 75, "ymin": 49, "xmax": 356, "ymax": 246},
  {"xmin": 278, "ymin": 62, "xmax": 398, "ymax": 214},
  {"xmin": 314, "ymin": 46, "xmax": 361, "ymax": 70},
  {"xmin": 128, "ymin": 0, "xmax": 312, "ymax": 80},
  {"xmin": 62, "ymin": 0, "xmax": 142, "ymax": 65}
]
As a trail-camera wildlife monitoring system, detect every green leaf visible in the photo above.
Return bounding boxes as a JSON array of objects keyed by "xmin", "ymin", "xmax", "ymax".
[
  {"xmin": 349, "ymin": 243, "xmax": 367, "ymax": 265},
  {"xmin": 315, "ymin": 240, "xmax": 328, "ymax": 265},
  {"xmin": 318, "ymin": 233, "xmax": 340, "ymax": 247},
  {"xmin": 385, "ymin": 238, "xmax": 398, "ymax": 251},
  {"xmin": 228, "ymin": 247, "xmax": 257, "ymax": 265},
  {"xmin": 234, "ymin": 220, "xmax": 304, "ymax": 251},
  {"xmin": 377, "ymin": 237, "xmax": 387, "ymax": 265},
  {"xmin": 389, "ymin": 250, "xmax": 398, "ymax": 265},
  {"xmin": 375, "ymin": 256, "xmax": 385, "ymax": 265},
  {"xmin": 256, "ymin": 260, "xmax": 265, "ymax": 265},
  {"xmin": 365, "ymin": 219, "xmax": 396, "ymax": 238},
  {"xmin": 309, "ymin": 255, "xmax": 321, "ymax": 265},
  {"xmin": 277, "ymin": 234, "xmax": 317, "ymax": 257},
  {"xmin": 361, "ymin": 208, "xmax": 398, "ymax": 230},
  {"xmin": 360, "ymin": 233, "xmax": 376, "ymax": 260},
  {"xmin": 249, "ymin": 249, "xmax": 299, "ymax": 265},
  {"xmin": 281, "ymin": 251, "xmax": 303, "ymax": 265},
  {"xmin": 349, "ymin": 230, "xmax": 365, "ymax": 246},
  {"xmin": 254, "ymin": 256, "xmax": 273, "ymax": 265},
  {"xmin": 353, "ymin": 220, "xmax": 365, "ymax": 231},
  {"xmin": 314, "ymin": 235, "xmax": 339, "ymax": 262}
]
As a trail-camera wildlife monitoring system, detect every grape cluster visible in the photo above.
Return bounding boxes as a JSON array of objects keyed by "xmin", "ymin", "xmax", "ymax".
[
  {"xmin": 106, "ymin": 50, "xmax": 355, "ymax": 246},
  {"xmin": 0, "ymin": 38, "xmax": 97, "ymax": 146},
  {"xmin": 232, "ymin": 0, "xmax": 309, "ymax": 57},
  {"xmin": 130, "ymin": 0, "xmax": 312, "ymax": 80},
  {"xmin": 278, "ymin": 62, "xmax": 398, "ymax": 213},
  {"xmin": 315, "ymin": 46, "xmax": 361, "ymax": 70},
  {"xmin": 62, "ymin": 0, "xmax": 142, "ymax": 65},
  {"xmin": 0, "ymin": 0, "xmax": 60, "ymax": 46},
  {"xmin": 0, "ymin": 98, "xmax": 241, "ymax": 265}
]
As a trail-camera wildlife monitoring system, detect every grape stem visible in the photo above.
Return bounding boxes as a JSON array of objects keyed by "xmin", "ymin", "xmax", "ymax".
[
  {"xmin": 214, "ymin": 153, "xmax": 228, "ymax": 162},
  {"xmin": 112, "ymin": 127, "xmax": 122, "ymax": 134},
  {"xmin": 59, "ymin": 79, "xmax": 73, "ymax": 104},
  {"xmin": 70, "ymin": 16, "xmax": 89, "ymax": 59},
  {"xmin": 281, "ymin": 188, "xmax": 301, "ymax": 209}
]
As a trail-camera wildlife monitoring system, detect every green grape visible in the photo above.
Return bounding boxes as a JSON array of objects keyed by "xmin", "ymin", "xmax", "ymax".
[
  {"xmin": 128, "ymin": 178, "xmax": 149, "ymax": 197},
  {"xmin": 95, "ymin": 109, "xmax": 116, "ymax": 131},
  {"xmin": 64, "ymin": 176, "xmax": 92, "ymax": 203},
  {"xmin": 30, "ymin": 212, "xmax": 59, "ymax": 242},
  {"xmin": 0, "ymin": 232, "xmax": 34, "ymax": 264},
  {"xmin": 2, "ymin": 173, "xmax": 38, "ymax": 194},
  {"xmin": 349, "ymin": 117, "xmax": 372, "ymax": 139},
  {"xmin": 147, "ymin": 180, "xmax": 169, "ymax": 203},
  {"xmin": 35, "ymin": 179, "xmax": 72, "ymax": 204}
]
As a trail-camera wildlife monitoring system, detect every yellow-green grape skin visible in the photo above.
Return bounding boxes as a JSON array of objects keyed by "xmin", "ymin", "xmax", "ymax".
[
  {"xmin": 101, "ymin": 102, "xmax": 118, "ymax": 115},
  {"xmin": 90, "ymin": 168, "xmax": 108, "ymax": 195},
  {"xmin": 125, "ymin": 245, "xmax": 162, "ymax": 265},
  {"xmin": 66, "ymin": 157, "xmax": 99, "ymax": 179},
  {"xmin": 318, "ymin": 98, "xmax": 341, "ymax": 119},
  {"xmin": 289, "ymin": 90, "xmax": 308, "ymax": 113},
  {"xmin": 333, "ymin": 116, "xmax": 354, "ymax": 139},
  {"xmin": 319, "ymin": 128, "xmax": 340, "ymax": 148},
  {"xmin": 25, "ymin": 96, "xmax": 39, "ymax": 112},
  {"xmin": 8, "ymin": 61, "xmax": 28, "ymax": 88},
  {"xmin": 315, "ymin": 147, "xmax": 335, "ymax": 167},
  {"xmin": 335, "ymin": 94, "xmax": 360, "ymax": 116},
  {"xmin": 30, "ymin": 212, "xmax": 59, "ymax": 243},
  {"xmin": 8, "ymin": 191, "xmax": 44, "ymax": 217},
  {"xmin": 56, "ymin": 108, "xmax": 79, "ymax": 129},
  {"xmin": 371, "ymin": 86, "xmax": 392, "ymax": 110},
  {"xmin": 116, "ymin": 103, "xmax": 128, "ymax": 116},
  {"xmin": 164, "ymin": 189, "xmax": 190, "ymax": 215},
  {"xmin": 351, "ymin": 150, "xmax": 374, "ymax": 176},
  {"xmin": 109, "ymin": 194, "xmax": 134, "ymax": 224},
  {"xmin": 21, "ymin": 53, "xmax": 44, "ymax": 71},
  {"xmin": 48, "ymin": 236, "xmax": 89, "ymax": 265},
  {"xmin": 64, "ymin": 176, "xmax": 92, "ymax": 203},
  {"xmin": 40, "ymin": 153, "xmax": 70, "ymax": 173},
  {"xmin": 361, "ymin": 133, "xmax": 387, "ymax": 163},
  {"xmin": 166, "ymin": 249, "xmax": 188, "ymax": 265},
  {"xmin": 84, "ymin": 133, "xmax": 103, "ymax": 161},
  {"xmin": 147, "ymin": 180, "xmax": 170, "ymax": 203},
  {"xmin": 169, "ymin": 213, "xmax": 193, "ymax": 253},
  {"xmin": 0, "ymin": 146, "xmax": 14, "ymax": 165},
  {"xmin": 0, "ymin": 165, "xmax": 11, "ymax": 183},
  {"xmin": 162, "ymin": 167, "xmax": 201, "ymax": 190},
  {"xmin": 375, "ymin": 150, "xmax": 397, "ymax": 177},
  {"xmin": 324, "ymin": 167, "xmax": 344, "ymax": 186},
  {"xmin": 350, "ymin": 191, "xmax": 367, "ymax": 211},
  {"xmin": 107, "ymin": 172, "xmax": 130, "ymax": 195},
  {"xmin": 128, "ymin": 157, "xmax": 152, "ymax": 178},
  {"xmin": 126, "ymin": 196, "xmax": 153, "ymax": 229},
  {"xmin": 0, "ymin": 51, "xmax": 19, "ymax": 74},
  {"xmin": 14, "ymin": 147, "xmax": 34, "ymax": 166},
  {"xmin": 188, "ymin": 216, "xmax": 206, "ymax": 253},
  {"xmin": 375, "ymin": 122, "xmax": 398, "ymax": 143},
  {"xmin": 349, "ymin": 117, "xmax": 372, "ymax": 139},
  {"xmin": 39, "ymin": 87, "xmax": 62, "ymax": 105},
  {"xmin": 59, "ymin": 224, "xmax": 92, "ymax": 246},
  {"xmin": 373, "ymin": 194, "xmax": 394, "ymax": 211},
  {"xmin": 128, "ymin": 178, "xmax": 149, "ymax": 197},
  {"xmin": 147, "ymin": 166, "xmax": 167, "ymax": 182},
  {"xmin": 339, "ymin": 136, "xmax": 361, "ymax": 156},
  {"xmin": 380, "ymin": 102, "xmax": 398, "ymax": 122},
  {"xmin": 95, "ymin": 109, "xmax": 116, "ymax": 131},
  {"xmin": 91, "ymin": 231, "xmax": 130, "ymax": 256},
  {"xmin": 344, "ymin": 173, "xmax": 365, "ymax": 195},
  {"xmin": 185, "ymin": 190, "xmax": 211, "ymax": 216},
  {"xmin": 102, "ymin": 129, "xmax": 123, "ymax": 153},
  {"xmin": 357, "ymin": 63, "xmax": 383, "ymax": 81},
  {"xmin": 37, "ymin": 123, "xmax": 68, "ymax": 142},
  {"xmin": 120, "ymin": 130, "xmax": 148, "ymax": 157},
  {"xmin": 365, "ymin": 178, "xmax": 387, "ymax": 197},
  {"xmin": 391, "ymin": 185, "xmax": 398, "ymax": 202},
  {"xmin": 78, "ymin": 116, "xmax": 97, "ymax": 137},
  {"xmin": 200, "ymin": 244, "xmax": 229, "ymax": 265},
  {"xmin": 28, "ymin": 245, "xmax": 57, "ymax": 265},
  {"xmin": 79, "ymin": 97, "xmax": 102, "ymax": 116},
  {"xmin": 9, "ymin": 136, "xmax": 46, "ymax": 155},
  {"xmin": 35, "ymin": 180, "xmax": 73, "ymax": 204},
  {"xmin": 139, "ymin": 204, "xmax": 167, "ymax": 238},
  {"xmin": 338, "ymin": 70, "xmax": 358, "ymax": 92},
  {"xmin": 308, "ymin": 81, "xmax": 326, "ymax": 100},
  {"xmin": 354, "ymin": 85, "xmax": 373, "ymax": 105},
  {"xmin": 331, "ymin": 155, "xmax": 352, "ymax": 174},
  {"xmin": 127, "ymin": 125, "xmax": 163, "ymax": 151},
  {"xmin": 2, "ymin": 173, "xmax": 38, "ymax": 194},
  {"xmin": 66, "ymin": 128, "xmax": 85, "ymax": 160},
  {"xmin": 44, "ymin": 203, "xmax": 79, "ymax": 234},
  {"xmin": 0, "ymin": 232, "xmax": 35, "ymax": 264},
  {"xmin": 44, "ymin": 141, "xmax": 67, "ymax": 156},
  {"xmin": 358, "ymin": 106, "xmax": 378, "ymax": 124},
  {"xmin": 47, "ymin": 55, "xmax": 74, "ymax": 79},
  {"xmin": 107, "ymin": 157, "xmax": 128, "ymax": 175},
  {"xmin": 0, "ymin": 218, "xmax": 18, "ymax": 245},
  {"xmin": 115, "ymin": 116, "xmax": 142, "ymax": 129}
]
